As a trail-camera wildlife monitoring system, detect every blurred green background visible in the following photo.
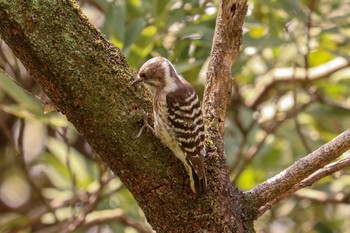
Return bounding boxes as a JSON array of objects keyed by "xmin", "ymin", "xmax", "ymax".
[{"xmin": 1, "ymin": 0, "xmax": 350, "ymax": 232}]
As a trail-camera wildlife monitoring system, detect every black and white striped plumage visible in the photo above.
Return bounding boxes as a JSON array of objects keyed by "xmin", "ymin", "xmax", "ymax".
[{"xmin": 132, "ymin": 57, "xmax": 207, "ymax": 195}]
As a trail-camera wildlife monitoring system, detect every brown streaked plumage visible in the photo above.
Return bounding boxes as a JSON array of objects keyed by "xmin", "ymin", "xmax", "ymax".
[{"xmin": 132, "ymin": 57, "xmax": 207, "ymax": 195}]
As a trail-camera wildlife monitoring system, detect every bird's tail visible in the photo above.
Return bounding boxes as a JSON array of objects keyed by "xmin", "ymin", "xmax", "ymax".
[{"xmin": 192, "ymin": 167, "xmax": 207, "ymax": 196}]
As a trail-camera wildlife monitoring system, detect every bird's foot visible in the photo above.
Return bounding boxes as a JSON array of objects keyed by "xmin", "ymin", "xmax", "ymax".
[{"xmin": 135, "ymin": 109, "xmax": 156, "ymax": 138}]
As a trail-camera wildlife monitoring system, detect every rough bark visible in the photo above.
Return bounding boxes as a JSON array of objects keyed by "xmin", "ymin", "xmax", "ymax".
[{"xmin": 0, "ymin": 0, "xmax": 251, "ymax": 232}]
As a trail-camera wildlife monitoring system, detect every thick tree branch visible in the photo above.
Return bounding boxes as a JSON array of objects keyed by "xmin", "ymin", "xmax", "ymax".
[
  {"xmin": 200, "ymin": 4, "xmax": 248, "ymax": 228},
  {"xmin": 256, "ymin": 156, "xmax": 350, "ymax": 217},
  {"xmin": 248, "ymin": 57, "xmax": 350, "ymax": 109},
  {"xmin": 245, "ymin": 128, "xmax": 350, "ymax": 218},
  {"xmin": 203, "ymin": 0, "xmax": 248, "ymax": 149}
]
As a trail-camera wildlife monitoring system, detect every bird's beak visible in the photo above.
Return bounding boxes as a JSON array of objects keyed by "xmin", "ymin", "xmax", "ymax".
[{"xmin": 131, "ymin": 77, "xmax": 143, "ymax": 86}]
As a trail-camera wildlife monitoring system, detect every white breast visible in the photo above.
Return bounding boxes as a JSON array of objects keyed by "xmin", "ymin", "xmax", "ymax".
[{"xmin": 153, "ymin": 94, "xmax": 187, "ymax": 164}]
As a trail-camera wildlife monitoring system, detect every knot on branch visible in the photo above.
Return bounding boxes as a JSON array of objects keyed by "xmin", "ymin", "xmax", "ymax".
[{"xmin": 230, "ymin": 3, "xmax": 237, "ymax": 16}]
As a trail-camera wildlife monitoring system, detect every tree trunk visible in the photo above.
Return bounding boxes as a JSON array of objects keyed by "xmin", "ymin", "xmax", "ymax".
[{"xmin": 0, "ymin": 0, "xmax": 252, "ymax": 232}]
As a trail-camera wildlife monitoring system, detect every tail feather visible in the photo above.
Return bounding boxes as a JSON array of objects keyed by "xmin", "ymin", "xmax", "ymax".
[{"xmin": 192, "ymin": 167, "xmax": 207, "ymax": 196}]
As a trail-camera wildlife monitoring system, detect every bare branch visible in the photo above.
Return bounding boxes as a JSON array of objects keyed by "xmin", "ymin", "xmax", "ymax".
[
  {"xmin": 16, "ymin": 119, "xmax": 60, "ymax": 223},
  {"xmin": 256, "ymin": 157, "xmax": 350, "ymax": 218},
  {"xmin": 230, "ymin": 131, "xmax": 269, "ymax": 183},
  {"xmin": 245, "ymin": 128, "xmax": 350, "ymax": 218},
  {"xmin": 291, "ymin": 65, "xmax": 312, "ymax": 153},
  {"xmin": 294, "ymin": 189, "xmax": 350, "ymax": 204},
  {"xmin": 299, "ymin": 156, "xmax": 350, "ymax": 188},
  {"xmin": 256, "ymin": 156, "xmax": 350, "ymax": 217},
  {"xmin": 36, "ymin": 208, "xmax": 154, "ymax": 233},
  {"xmin": 229, "ymin": 99, "xmax": 313, "ymax": 181},
  {"xmin": 83, "ymin": 209, "xmax": 153, "ymax": 233},
  {"xmin": 315, "ymin": 94, "xmax": 350, "ymax": 111},
  {"xmin": 247, "ymin": 57, "xmax": 350, "ymax": 109}
]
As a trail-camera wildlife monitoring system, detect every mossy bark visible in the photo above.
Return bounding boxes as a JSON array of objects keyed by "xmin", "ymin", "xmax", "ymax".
[{"xmin": 0, "ymin": 0, "xmax": 253, "ymax": 232}]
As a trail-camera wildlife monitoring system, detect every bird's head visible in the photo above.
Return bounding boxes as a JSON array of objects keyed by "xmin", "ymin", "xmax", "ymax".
[{"xmin": 131, "ymin": 57, "xmax": 180, "ymax": 95}]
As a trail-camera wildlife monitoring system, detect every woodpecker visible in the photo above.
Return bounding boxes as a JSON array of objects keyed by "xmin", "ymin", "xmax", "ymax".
[{"xmin": 131, "ymin": 57, "xmax": 207, "ymax": 195}]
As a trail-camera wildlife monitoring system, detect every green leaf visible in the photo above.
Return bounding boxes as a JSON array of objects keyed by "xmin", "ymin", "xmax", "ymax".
[
  {"xmin": 248, "ymin": 25, "xmax": 267, "ymax": 38},
  {"xmin": 1, "ymin": 104, "xmax": 70, "ymax": 127},
  {"xmin": 235, "ymin": 166, "xmax": 259, "ymax": 190},
  {"xmin": 103, "ymin": 1, "xmax": 126, "ymax": 48},
  {"xmin": 44, "ymin": 137, "xmax": 99, "ymax": 189},
  {"xmin": 126, "ymin": 25, "xmax": 157, "ymax": 68},
  {"xmin": 0, "ymin": 213, "xmax": 30, "ymax": 233},
  {"xmin": 308, "ymin": 49, "xmax": 334, "ymax": 67},
  {"xmin": 0, "ymin": 69, "xmax": 41, "ymax": 113},
  {"xmin": 123, "ymin": 17, "xmax": 146, "ymax": 50},
  {"xmin": 40, "ymin": 151, "xmax": 73, "ymax": 190},
  {"xmin": 281, "ymin": 0, "xmax": 308, "ymax": 22}
]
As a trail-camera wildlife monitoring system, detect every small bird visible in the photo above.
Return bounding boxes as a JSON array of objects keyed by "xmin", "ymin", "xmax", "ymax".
[{"xmin": 131, "ymin": 57, "xmax": 207, "ymax": 195}]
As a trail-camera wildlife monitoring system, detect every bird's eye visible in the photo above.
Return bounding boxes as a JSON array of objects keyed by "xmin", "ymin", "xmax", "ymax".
[{"xmin": 140, "ymin": 73, "xmax": 146, "ymax": 79}]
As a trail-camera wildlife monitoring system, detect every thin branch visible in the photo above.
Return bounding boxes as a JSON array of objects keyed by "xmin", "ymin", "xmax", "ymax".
[
  {"xmin": 291, "ymin": 9, "xmax": 313, "ymax": 153},
  {"xmin": 15, "ymin": 119, "xmax": 59, "ymax": 223},
  {"xmin": 10, "ymin": 175, "xmax": 117, "ymax": 233},
  {"xmin": 59, "ymin": 166, "xmax": 114, "ymax": 233},
  {"xmin": 291, "ymin": 65, "xmax": 312, "ymax": 153},
  {"xmin": 55, "ymin": 127, "xmax": 79, "ymax": 232},
  {"xmin": 247, "ymin": 57, "xmax": 350, "ymax": 109},
  {"xmin": 315, "ymin": 93, "xmax": 350, "ymax": 111},
  {"xmin": 231, "ymin": 131, "xmax": 269, "ymax": 183},
  {"xmin": 256, "ymin": 156, "xmax": 350, "ymax": 217},
  {"xmin": 35, "ymin": 208, "xmax": 153, "ymax": 233},
  {"xmin": 63, "ymin": 190, "xmax": 102, "ymax": 233},
  {"xmin": 294, "ymin": 189, "xmax": 350, "ymax": 204},
  {"xmin": 244, "ymin": 128, "xmax": 350, "ymax": 218},
  {"xmin": 83, "ymin": 209, "xmax": 153, "ymax": 233},
  {"xmin": 229, "ymin": 99, "xmax": 313, "ymax": 181}
]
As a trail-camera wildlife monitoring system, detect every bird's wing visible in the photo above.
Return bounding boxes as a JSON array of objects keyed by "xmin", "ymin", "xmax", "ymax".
[{"xmin": 166, "ymin": 84, "xmax": 206, "ymax": 178}]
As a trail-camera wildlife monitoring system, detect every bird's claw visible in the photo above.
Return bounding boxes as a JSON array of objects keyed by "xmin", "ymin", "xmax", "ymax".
[{"xmin": 135, "ymin": 109, "xmax": 156, "ymax": 138}]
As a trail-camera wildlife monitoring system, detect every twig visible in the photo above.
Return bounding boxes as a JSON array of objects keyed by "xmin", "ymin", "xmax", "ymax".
[
  {"xmin": 231, "ymin": 131, "xmax": 270, "ymax": 183},
  {"xmin": 294, "ymin": 189, "xmax": 350, "ymax": 204},
  {"xmin": 256, "ymin": 156, "xmax": 350, "ymax": 217},
  {"xmin": 64, "ymin": 191, "xmax": 101, "ymax": 233},
  {"xmin": 83, "ymin": 209, "xmax": 153, "ymax": 233},
  {"xmin": 16, "ymin": 119, "xmax": 59, "ymax": 223},
  {"xmin": 291, "ymin": 64, "xmax": 312, "ymax": 153},
  {"xmin": 229, "ymin": 99, "xmax": 313, "ymax": 181},
  {"xmin": 315, "ymin": 94, "xmax": 350, "ymax": 111},
  {"xmin": 291, "ymin": 9, "xmax": 313, "ymax": 153},
  {"xmin": 227, "ymin": 117, "xmax": 257, "ymax": 175},
  {"xmin": 11, "ymin": 174, "xmax": 117, "ymax": 233},
  {"xmin": 62, "ymin": 164, "xmax": 114, "ymax": 233},
  {"xmin": 244, "ymin": 128, "xmax": 350, "ymax": 218},
  {"xmin": 55, "ymin": 127, "xmax": 80, "ymax": 232}
]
